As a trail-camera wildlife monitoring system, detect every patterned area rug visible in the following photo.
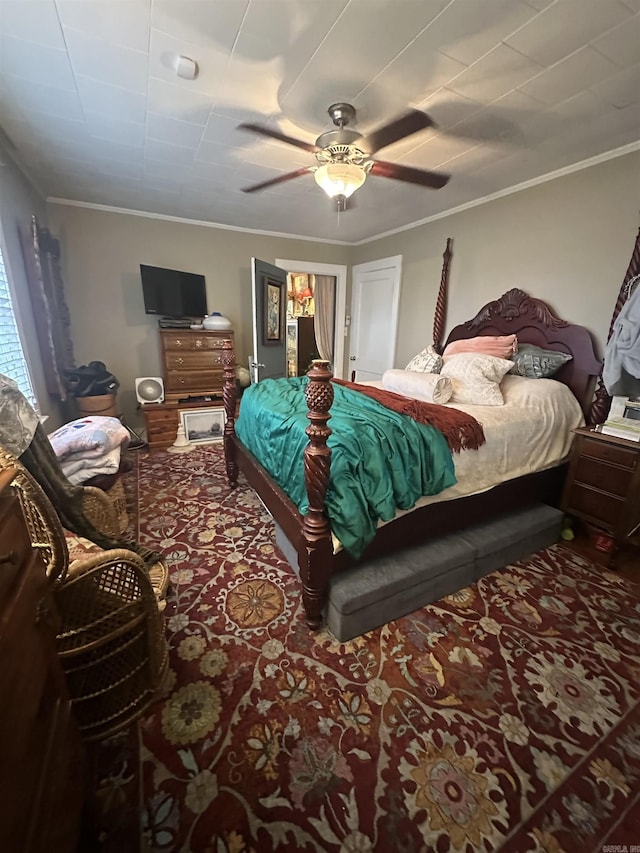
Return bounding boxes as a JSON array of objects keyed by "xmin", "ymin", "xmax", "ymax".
[{"xmin": 110, "ymin": 444, "xmax": 640, "ymax": 852}]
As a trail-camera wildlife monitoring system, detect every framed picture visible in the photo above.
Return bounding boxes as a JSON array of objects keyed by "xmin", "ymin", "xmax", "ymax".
[
  {"xmin": 180, "ymin": 407, "xmax": 225, "ymax": 444},
  {"xmin": 263, "ymin": 277, "xmax": 285, "ymax": 344}
]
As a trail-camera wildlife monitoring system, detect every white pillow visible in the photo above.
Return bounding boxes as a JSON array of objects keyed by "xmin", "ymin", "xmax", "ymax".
[
  {"xmin": 440, "ymin": 353, "xmax": 513, "ymax": 406},
  {"xmin": 382, "ymin": 369, "xmax": 453, "ymax": 404},
  {"xmin": 404, "ymin": 345, "xmax": 443, "ymax": 373}
]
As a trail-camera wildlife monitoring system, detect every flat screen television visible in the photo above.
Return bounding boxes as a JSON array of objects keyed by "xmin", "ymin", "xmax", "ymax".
[{"xmin": 140, "ymin": 264, "xmax": 208, "ymax": 318}]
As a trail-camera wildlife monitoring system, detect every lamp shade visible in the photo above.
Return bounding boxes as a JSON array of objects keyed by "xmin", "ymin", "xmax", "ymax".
[{"xmin": 314, "ymin": 163, "xmax": 366, "ymax": 199}]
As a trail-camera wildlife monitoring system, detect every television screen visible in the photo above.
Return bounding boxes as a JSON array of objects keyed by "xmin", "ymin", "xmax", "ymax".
[{"xmin": 140, "ymin": 264, "xmax": 208, "ymax": 318}]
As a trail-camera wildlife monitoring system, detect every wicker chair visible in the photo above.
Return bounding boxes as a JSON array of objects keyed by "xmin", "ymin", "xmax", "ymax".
[
  {"xmin": 81, "ymin": 477, "xmax": 129, "ymax": 538},
  {"xmin": 0, "ymin": 448, "xmax": 168, "ymax": 741}
]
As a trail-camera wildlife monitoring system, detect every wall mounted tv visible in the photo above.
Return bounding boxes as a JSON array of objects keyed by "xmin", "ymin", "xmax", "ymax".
[{"xmin": 140, "ymin": 264, "xmax": 208, "ymax": 318}]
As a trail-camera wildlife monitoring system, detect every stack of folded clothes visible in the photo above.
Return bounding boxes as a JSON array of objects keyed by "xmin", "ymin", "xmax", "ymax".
[{"xmin": 48, "ymin": 416, "xmax": 130, "ymax": 485}]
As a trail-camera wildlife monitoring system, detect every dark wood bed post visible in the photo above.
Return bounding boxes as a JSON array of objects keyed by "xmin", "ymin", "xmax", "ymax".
[
  {"xmin": 300, "ymin": 360, "xmax": 334, "ymax": 630},
  {"xmin": 222, "ymin": 338, "xmax": 238, "ymax": 487},
  {"xmin": 433, "ymin": 237, "xmax": 453, "ymax": 354}
]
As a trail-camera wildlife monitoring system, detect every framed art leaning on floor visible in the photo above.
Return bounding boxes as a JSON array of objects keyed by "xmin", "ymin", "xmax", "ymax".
[{"xmin": 180, "ymin": 408, "xmax": 226, "ymax": 443}]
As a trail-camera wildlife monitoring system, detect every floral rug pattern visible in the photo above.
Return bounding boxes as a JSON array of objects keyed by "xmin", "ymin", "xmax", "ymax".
[{"xmin": 117, "ymin": 445, "xmax": 640, "ymax": 852}]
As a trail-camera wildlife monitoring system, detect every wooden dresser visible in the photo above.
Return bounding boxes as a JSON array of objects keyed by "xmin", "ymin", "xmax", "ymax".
[
  {"xmin": 0, "ymin": 468, "xmax": 84, "ymax": 851},
  {"xmin": 160, "ymin": 328, "xmax": 234, "ymax": 401},
  {"xmin": 561, "ymin": 426, "xmax": 640, "ymax": 564},
  {"xmin": 142, "ymin": 328, "xmax": 234, "ymax": 451}
]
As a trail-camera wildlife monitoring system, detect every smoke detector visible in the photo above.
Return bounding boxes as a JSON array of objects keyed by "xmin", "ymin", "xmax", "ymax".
[{"xmin": 175, "ymin": 55, "xmax": 198, "ymax": 80}]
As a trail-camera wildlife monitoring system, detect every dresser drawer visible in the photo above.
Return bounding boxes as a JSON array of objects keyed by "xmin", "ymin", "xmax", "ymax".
[
  {"xmin": 165, "ymin": 369, "xmax": 223, "ymax": 393},
  {"xmin": 164, "ymin": 350, "xmax": 223, "ymax": 370},
  {"xmin": 161, "ymin": 332, "xmax": 233, "ymax": 352},
  {"xmin": 577, "ymin": 435, "xmax": 638, "ymax": 469},
  {"xmin": 574, "ymin": 456, "xmax": 633, "ymax": 497},
  {"xmin": 148, "ymin": 425, "xmax": 180, "ymax": 446},
  {"xmin": 143, "ymin": 406, "xmax": 179, "ymax": 428},
  {"xmin": 564, "ymin": 483, "xmax": 624, "ymax": 530}
]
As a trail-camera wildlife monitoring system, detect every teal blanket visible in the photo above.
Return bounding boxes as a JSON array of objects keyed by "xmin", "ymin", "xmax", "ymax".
[{"xmin": 236, "ymin": 377, "xmax": 456, "ymax": 558}]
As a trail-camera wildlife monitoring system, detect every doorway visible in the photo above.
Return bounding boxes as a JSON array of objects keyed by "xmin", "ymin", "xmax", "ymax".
[
  {"xmin": 276, "ymin": 259, "xmax": 347, "ymax": 379},
  {"xmin": 349, "ymin": 256, "xmax": 402, "ymax": 382},
  {"xmin": 285, "ymin": 273, "xmax": 319, "ymax": 378}
]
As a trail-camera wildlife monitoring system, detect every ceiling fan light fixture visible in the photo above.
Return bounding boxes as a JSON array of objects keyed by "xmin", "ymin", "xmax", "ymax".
[{"xmin": 314, "ymin": 163, "xmax": 366, "ymax": 199}]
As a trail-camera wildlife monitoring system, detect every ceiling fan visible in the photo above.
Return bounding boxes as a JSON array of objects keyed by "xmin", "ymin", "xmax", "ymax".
[{"xmin": 238, "ymin": 102, "xmax": 450, "ymax": 211}]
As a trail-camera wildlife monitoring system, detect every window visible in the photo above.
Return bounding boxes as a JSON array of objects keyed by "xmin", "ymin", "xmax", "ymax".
[{"xmin": 0, "ymin": 245, "xmax": 37, "ymax": 409}]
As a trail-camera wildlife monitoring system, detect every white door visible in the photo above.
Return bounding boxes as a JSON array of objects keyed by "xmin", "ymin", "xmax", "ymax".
[
  {"xmin": 349, "ymin": 256, "xmax": 402, "ymax": 382},
  {"xmin": 250, "ymin": 258, "xmax": 287, "ymax": 382}
]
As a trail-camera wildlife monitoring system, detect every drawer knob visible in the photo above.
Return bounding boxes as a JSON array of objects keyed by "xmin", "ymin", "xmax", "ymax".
[
  {"xmin": 176, "ymin": 357, "xmax": 184, "ymax": 365},
  {"xmin": 195, "ymin": 339, "xmax": 203, "ymax": 347}
]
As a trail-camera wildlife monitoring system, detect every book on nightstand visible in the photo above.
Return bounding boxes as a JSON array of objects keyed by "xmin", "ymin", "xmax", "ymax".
[{"xmin": 595, "ymin": 415, "xmax": 640, "ymax": 441}]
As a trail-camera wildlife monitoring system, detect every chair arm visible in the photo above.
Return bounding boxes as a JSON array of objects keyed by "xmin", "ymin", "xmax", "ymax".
[
  {"xmin": 55, "ymin": 550, "xmax": 166, "ymax": 670},
  {"xmin": 81, "ymin": 481, "xmax": 127, "ymax": 538}
]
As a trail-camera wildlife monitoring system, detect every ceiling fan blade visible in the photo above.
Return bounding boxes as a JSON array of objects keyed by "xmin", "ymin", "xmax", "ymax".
[
  {"xmin": 369, "ymin": 159, "xmax": 450, "ymax": 189},
  {"xmin": 237, "ymin": 122, "xmax": 320, "ymax": 153},
  {"xmin": 241, "ymin": 167, "xmax": 314, "ymax": 193},
  {"xmin": 360, "ymin": 109, "xmax": 434, "ymax": 154}
]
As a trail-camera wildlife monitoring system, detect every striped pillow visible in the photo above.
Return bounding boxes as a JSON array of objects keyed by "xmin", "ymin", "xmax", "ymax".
[{"xmin": 443, "ymin": 334, "xmax": 518, "ymax": 360}]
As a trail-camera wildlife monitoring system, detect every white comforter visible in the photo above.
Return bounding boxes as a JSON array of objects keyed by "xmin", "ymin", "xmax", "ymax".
[{"xmin": 370, "ymin": 373, "xmax": 584, "ymax": 516}]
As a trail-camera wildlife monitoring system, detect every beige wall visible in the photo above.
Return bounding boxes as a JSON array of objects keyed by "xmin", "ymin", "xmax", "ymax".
[
  {"xmin": 5, "ymin": 147, "xmax": 638, "ymax": 433},
  {"xmin": 352, "ymin": 150, "xmax": 640, "ymax": 371},
  {"xmin": 0, "ymin": 153, "xmax": 68, "ymax": 426},
  {"xmin": 47, "ymin": 204, "xmax": 350, "ymax": 427}
]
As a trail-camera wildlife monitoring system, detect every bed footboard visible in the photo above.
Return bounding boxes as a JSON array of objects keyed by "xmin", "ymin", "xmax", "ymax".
[{"xmin": 221, "ymin": 346, "xmax": 336, "ymax": 629}]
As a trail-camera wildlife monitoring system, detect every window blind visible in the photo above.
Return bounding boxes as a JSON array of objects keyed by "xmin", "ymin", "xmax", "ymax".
[{"xmin": 0, "ymin": 247, "xmax": 38, "ymax": 409}]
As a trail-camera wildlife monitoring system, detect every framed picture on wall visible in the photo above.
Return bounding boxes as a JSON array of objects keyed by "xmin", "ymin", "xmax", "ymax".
[
  {"xmin": 180, "ymin": 408, "xmax": 225, "ymax": 443},
  {"xmin": 263, "ymin": 277, "xmax": 285, "ymax": 344}
]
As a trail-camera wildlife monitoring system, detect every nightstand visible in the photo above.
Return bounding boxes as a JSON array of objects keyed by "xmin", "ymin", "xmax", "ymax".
[{"xmin": 561, "ymin": 426, "xmax": 640, "ymax": 566}]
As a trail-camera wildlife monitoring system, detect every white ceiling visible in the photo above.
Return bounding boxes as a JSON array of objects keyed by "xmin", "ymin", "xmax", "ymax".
[{"xmin": 1, "ymin": 0, "xmax": 639, "ymax": 244}]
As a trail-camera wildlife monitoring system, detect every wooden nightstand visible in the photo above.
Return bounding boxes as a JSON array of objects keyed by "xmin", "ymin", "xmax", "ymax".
[{"xmin": 561, "ymin": 426, "xmax": 640, "ymax": 566}]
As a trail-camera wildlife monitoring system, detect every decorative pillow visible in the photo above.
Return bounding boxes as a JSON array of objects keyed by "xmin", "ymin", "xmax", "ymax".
[
  {"xmin": 404, "ymin": 345, "xmax": 443, "ymax": 374},
  {"xmin": 443, "ymin": 334, "xmax": 518, "ymax": 360},
  {"xmin": 509, "ymin": 344, "xmax": 572, "ymax": 379},
  {"xmin": 440, "ymin": 353, "xmax": 513, "ymax": 406},
  {"xmin": 382, "ymin": 369, "xmax": 453, "ymax": 404}
]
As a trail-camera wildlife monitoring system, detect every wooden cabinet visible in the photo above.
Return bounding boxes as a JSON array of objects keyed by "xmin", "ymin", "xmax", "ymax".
[
  {"xmin": 0, "ymin": 469, "xmax": 84, "ymax": 852},
  {"xmin": 142, "ymin": 398, "xmax": 225, "ymax": 452},
  {"xmin": 142, "ymin": 328, "xmax": 233, "ymax": 451},
  {"xmin": 160, "ymin": 328, "xmax": 234, "ymax": 401},
  {"xmin": 286, "ymin": 316, "xmax": 316, "ymax": 377},
  {"xmin": 561, "ymin": 427, "xmax": 640, "ymax": 562}
]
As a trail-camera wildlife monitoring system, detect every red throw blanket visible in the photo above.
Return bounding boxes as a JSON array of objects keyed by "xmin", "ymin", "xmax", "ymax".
[{"xmin": 332, "ymin": 378, "xmax": 485, "ymax": 453}]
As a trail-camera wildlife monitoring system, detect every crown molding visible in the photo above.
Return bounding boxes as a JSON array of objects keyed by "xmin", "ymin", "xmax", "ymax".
[
  {"xmin": 45, "ymin": 198, "xmax": 353, "ymax": 245},
  {"xmin": 354, "ymin": 141, "xmax": 640, "ymax": 245},
  {"xmin": 47, "ymin": 141, "xmax": 640, "ymax": 247}
]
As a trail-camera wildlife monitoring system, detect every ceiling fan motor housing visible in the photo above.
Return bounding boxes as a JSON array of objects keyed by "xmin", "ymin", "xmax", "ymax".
[{"xmin": 315, "ymin": 128, "xmax": 362, "ymax": 151}]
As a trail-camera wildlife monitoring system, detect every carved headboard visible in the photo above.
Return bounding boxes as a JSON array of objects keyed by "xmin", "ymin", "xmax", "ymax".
[{"xmin": 445, "ymin": 288, "xmax": 602, "ymax": 418}]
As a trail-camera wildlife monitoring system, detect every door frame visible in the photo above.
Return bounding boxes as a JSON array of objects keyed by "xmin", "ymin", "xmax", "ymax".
[{"xmin": 276, "ymin": 259, "xmax": 347, "ymax": 379}]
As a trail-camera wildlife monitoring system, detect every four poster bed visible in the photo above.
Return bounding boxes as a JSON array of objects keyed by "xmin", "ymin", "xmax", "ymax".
[{"xmin": 221, "ymin": 287, "xmax": 602, "ymax": 630}]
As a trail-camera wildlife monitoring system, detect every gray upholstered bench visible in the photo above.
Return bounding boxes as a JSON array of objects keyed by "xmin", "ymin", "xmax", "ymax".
[{"xmin": 326, "ymin": 503, "xmax": 563, "ymax": 642}]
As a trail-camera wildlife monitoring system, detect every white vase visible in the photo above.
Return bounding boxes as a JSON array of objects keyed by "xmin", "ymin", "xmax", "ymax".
[{"xmin": 203, "ymin": 312, "xmax": 232, "ymax": 330}]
